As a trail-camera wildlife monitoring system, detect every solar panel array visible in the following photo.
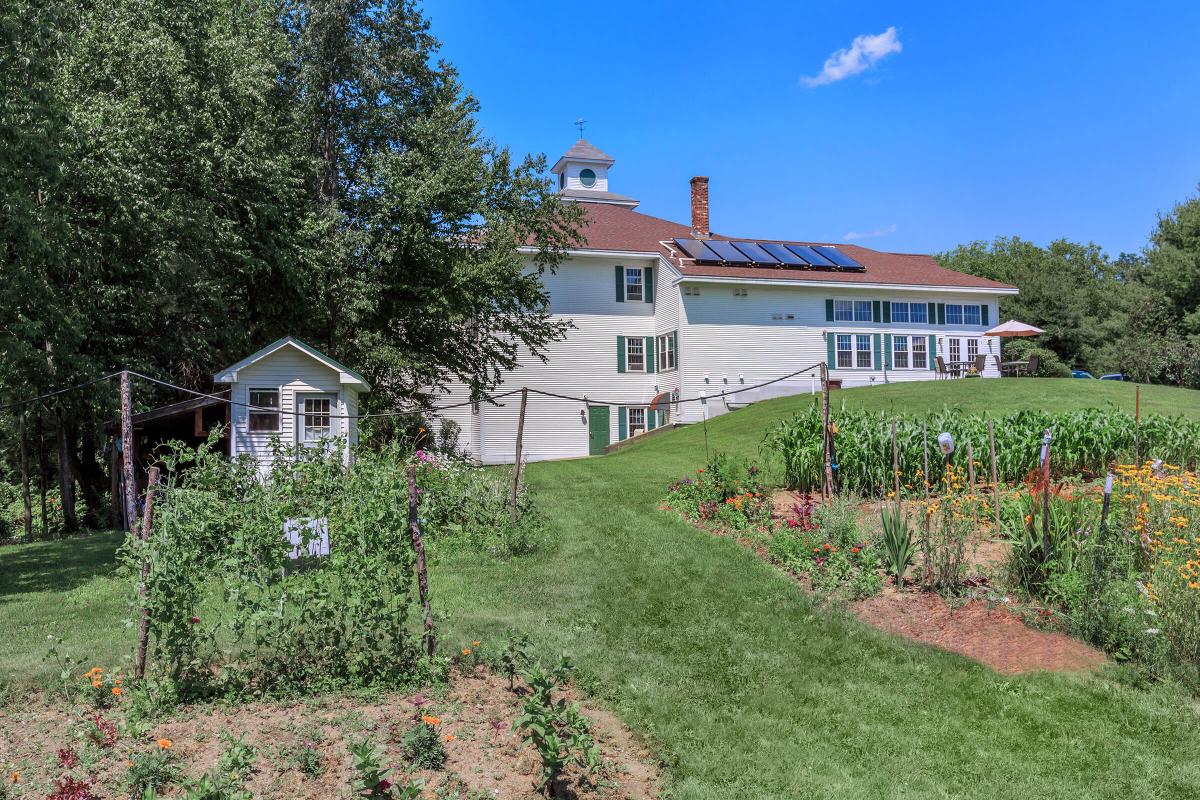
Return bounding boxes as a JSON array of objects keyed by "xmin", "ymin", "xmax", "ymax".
[{"xmin": 672, "ymin": 238, "xmax": 865, "ymax": 272}]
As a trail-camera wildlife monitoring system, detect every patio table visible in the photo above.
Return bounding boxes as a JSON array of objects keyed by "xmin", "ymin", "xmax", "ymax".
[
  {"xmin": 946, "ymin": 361, "xmax": 973, "ymax": 378},
  {"xmin": 1000, "ymin": 360, "xmax": 1029, "ymax": 377}
]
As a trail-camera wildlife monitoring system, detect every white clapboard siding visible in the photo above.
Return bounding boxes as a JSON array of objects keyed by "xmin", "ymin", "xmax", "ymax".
[
  {"xmin": 433, "ymin": 253, "xmax": 1007, "ymax": 462},
  {"xmin": 229, "ymin": 348, "xmax": 359, "ymax": 472}
]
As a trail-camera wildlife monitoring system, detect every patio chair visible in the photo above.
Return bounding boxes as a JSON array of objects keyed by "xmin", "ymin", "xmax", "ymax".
[
  {"xmin": 1026, "ymin": 354, "xmax": 1040, "ymax": 377},
  {"xmin": 973, "ymin": 354, "xmax": 987, "ymax": 375},
  {"xmin": 934, "ymin": 356, "xmax": 949, "ymax": 380}
]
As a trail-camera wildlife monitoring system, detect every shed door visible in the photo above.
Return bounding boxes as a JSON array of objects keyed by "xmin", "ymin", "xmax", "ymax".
[
  {"xmin": 298, "ymin": 394, "xmax": 336, "ymax": 445},
  {"xmin": 588, "ymin": 406, "xmax": 609, "ymax": 456}
]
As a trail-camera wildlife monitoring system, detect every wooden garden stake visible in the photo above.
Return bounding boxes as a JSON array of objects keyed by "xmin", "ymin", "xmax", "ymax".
[
  {"xmin": 890, "ymin": 419, "xmax": 900, "ymax": 500},
  {"xmin": 407, "ymin": 464, "xmax": 436, "ymax": 657},
  {"xmin": 510, "ymin": 386, "xmax": 528, "ymax": 522},
  {"xmin": 966, "ymin": 441, "xmax": 975, "ymax": 487},
  {"xmin": 19, "ymin": 411, "xmax": 32, "ymax": 539},
  {"xmin": 821, "ymin": 362, "xmax": 833, "ymax": 499},
  {"xmin": 120, "ymin": 371, "xmax": 137, "ymax": 532},
  {"xmin": 922, "ymin": 420, "xmax": 930, "ymax": 503},
  {"xmin": 134, "ymin": 465, "xmax": 160, "ymax": 679},
  {"xmin": 988, "ymin": 418, "xmax": 1001, "ymax": 533}
]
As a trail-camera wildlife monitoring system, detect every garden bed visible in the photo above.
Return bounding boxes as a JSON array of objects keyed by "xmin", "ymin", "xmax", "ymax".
[{"xmin": 0, "ymin": 666, "xmax": 662, "ymax": 799}]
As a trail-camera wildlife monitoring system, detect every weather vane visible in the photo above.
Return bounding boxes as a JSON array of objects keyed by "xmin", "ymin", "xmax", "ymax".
[{"xmin": 574, "ymin": 117, "xmax": 587, "ymax": 137}]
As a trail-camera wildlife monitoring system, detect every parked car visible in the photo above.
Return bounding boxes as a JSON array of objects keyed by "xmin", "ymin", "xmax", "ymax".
[
  {"xmin": 1071, "ymin": 370, "xmax": 1096, "ymax": 379},
  {"xmin": 1100, "ymin": 373, "xmax": 1128, "ymax": 381}
]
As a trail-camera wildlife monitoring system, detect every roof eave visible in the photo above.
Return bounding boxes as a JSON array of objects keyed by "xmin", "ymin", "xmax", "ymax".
[{"xmin": 673, "ymin": 274, "xmax": 1019, "ymax": 294}]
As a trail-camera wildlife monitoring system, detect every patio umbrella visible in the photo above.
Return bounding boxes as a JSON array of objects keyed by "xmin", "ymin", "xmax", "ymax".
[{"xmin": 983, "ymin": 319, "xmax": 1044, "ymax": 337}]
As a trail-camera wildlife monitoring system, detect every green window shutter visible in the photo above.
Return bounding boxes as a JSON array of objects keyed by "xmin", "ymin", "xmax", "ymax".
[
  {"xmin": 825, "ymin": 299, "xmax": 834, "ymax": 322},
  {"xmin": 873, "ymin": 333, "xmax": 882, "ymax": 370},
  {"xmin": 937, "ymin": 303, "xmax": 946, "ymax": 325},
  {"xmin": 927, "ymin": 302, "xmax": 936, "ymax": 324},
  {"xmin": 645, "ymin": 267, "xmax": 655, "ymax": 304},
  {"xmin": 618, "ymin": 407, "xmax": 628, "ymax": 441},
  {"xmin": 616, "ymin": 335, "xmax": 626, "ymax": 373},
  {"xmin": 873, "ymin": 300, "xmax": 882, "ymax": 323},
  {"xmin": 672, "ymin": 331, "xmax": 679, "ymax": 368},
  {"xmin": 884, "ymin": 334, "xmax": 892, "ymax": 369},
  {"xmin": 882, "ymin": 301, "xmax": 891, "ymax": 324},
  {"xmin": 615, "ymin": 266, "xmax": 625, "ymax": 302},
  {"xmin": 928, "ymin": 335, "xmax": 938, "ymax": 370},
  {"xmin": 981, "ymin": 304, "xmax": 990, "ymax": 326},
  {"xmin": 826, "ymin": 332, "xmax": 836, "ymax": 368},
  {"xmin": 647, "ymin": 407, "xmax": 657, "ymax": 431},
  {"xmin": 646, "ymin": 336, "xmax": 656, "ymax": 374}
]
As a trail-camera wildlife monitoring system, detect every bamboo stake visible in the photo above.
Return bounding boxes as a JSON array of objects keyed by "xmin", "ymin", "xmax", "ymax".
[
  {"xmin": 988, "ymin": 418, "xmax": 1001, "ymax": 533},
  {"xmin": 510, "ymin": 386, "xmax": 528, "ymax": 522},
  {"xmin": 134, "ymin": 465, "xmax": 160, "ymax": 679},
  {"xmin": 19, "ymin": 411, "xmax": 32, "ymax": 539},
  {"xmin": 407, "ymin": 464, "xmax": 435, "ymax": 657},
  {"xmin": 120, "ymin": 372, "xmax": 137, "ymax": 532}
]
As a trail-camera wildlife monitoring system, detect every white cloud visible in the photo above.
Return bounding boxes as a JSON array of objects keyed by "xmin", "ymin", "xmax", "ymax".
[
  {"xmin": 803, "ymin": 27, "xmax": 902, "ymax": 87},
  {"xmin": 843, "ymin": 223, "xmax": 897, "ymax": 241}
]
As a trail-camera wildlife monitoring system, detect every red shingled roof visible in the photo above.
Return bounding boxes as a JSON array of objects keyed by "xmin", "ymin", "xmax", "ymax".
[{"xmin": 572, "ymin": 201, "xmax": 1015, "ymax": 291}]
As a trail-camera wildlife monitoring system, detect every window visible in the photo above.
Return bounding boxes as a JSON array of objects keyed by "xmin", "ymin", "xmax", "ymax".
[
  {"xmin": 833, "ymin": 300, "xmax": 854, "ymax": 321},
  {"xmin": 854, "ymin": 300, "xmax": 873, "ymax": 322},
  {"xmin": 836, "ymin": 333, "xmax": 872, "ymax": 368},
  {"xmin": 626, "ymin": 337, "xmax": 645, "ymax": 372},
  {"xmin": 248, "ymin": 389, "xmax": 280, "ymax": 432},
  {"xmin": 910, "ymin": 302, "xmax": 928, "ymax": 323},
  {"xmin": 964, "ymin": 305, "xmax": 982, "ymax": 326},
  {"xmin": 967, "ymin": 338, "xmax": 980, "ymax": 360},
  {"xmin": 579, "ymin": 168, "xmax": 597, "ymax": 188},
  {"xmin": 835, "ymin": 334, "xmax": 853, "ymax": 368},
  {"xmin": 300, "ymin": 396, "xmax": 333, "ymax": 444},
  {"xmin": 946, "ymin": 304, "xmax": 964, "ymax": 325},
  {"xmin": 683, "ymin": 285, "xmax": 700, "ymax": 296},
  {"xmin": 892, "ymin": 302, "xmax": 910, "ymax": 323},
  {"xmin": 949, "ymin": 337, "xmax": 961, "ymax": 363},
  {"xmin": 912, "ymin": 336, "xmax": 928, "ymax": 369},
  {"xmin": 855, "ymin": 334, "xmax": 872, "ymax": 367},
  {"xmin": 625, "ymin": 267, "xmax": 643, "ymax": 302},
  {"xmin": 733, "ymin": 287, "xmax": 748, "ymax": 297},
  {"xmin": 657, "ymin": 332, "xmax": 676, "ymax": 371},
  {"xmin": 893, "ymin": 335, "xmax": 909, "ymax": 369},
  {"xmin": 628, "ymin": 407, "xmax": 646, "ymax": 436}
]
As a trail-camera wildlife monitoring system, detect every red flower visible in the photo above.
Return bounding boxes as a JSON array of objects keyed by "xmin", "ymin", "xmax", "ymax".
[
  {"xmin": 190, "ymin": 616, "xmax": 200, "ymax": 624},
  {"xmin": 378, "ymin": 780, "xmax": 391, "ymax": 791},
  {"xmin": 851, "ymin": 547, "xmax": 860, "ymax": 554},
  {"xmin": 823, "ymin": 543, "xmax": 831, "ymax": 550}
]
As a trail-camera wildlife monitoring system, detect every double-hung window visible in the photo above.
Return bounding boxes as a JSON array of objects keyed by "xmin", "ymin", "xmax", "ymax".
[
  {"xmin": 625, "ymin": 267, "xmax": 643, "ymax": 302},
  {"xmin": 946, "ymin": 304, "xmax": 964, "ymax": 325},
  {"xmin": 626, "ymin": 337, "xmax": 645, "ymax": 372},
  {"xmin": 964, "ymin": 305, "xmax": 982, "ymax": 326},
  {"xmin": 249, "ymin": 389, "xmax": 280, "ymax": 432},
  {"xmin": 835, "ymin": 299, "xmax": 874, "ymax": 322},
  {"xmin": 835, "ymin": 333, "xmax": 873, "ymax": 368},
  {"xmin": 299, "ymin": 395, "xmax": 334, "ymax": 445},
  {"xmin": 911, "ymin": 336, "xmax": 928, "ymax": 369},
  {"xmin": 892, "ymin": 302, "xmax": 910, "ymax": 323},
  {"xmin": 854, "ymin": 300, "xmax": 873, "ymax": 322},
  {"xmin": 893, "ymin": 335, "xmax": 910, "ymax": 368},
  {"xmin": 656, "ymin": 332, "xmax": 676, "ymax": 371},
  {"xmin": 628, "ymin": 407, "xmax": 646, "ymax": 436}
]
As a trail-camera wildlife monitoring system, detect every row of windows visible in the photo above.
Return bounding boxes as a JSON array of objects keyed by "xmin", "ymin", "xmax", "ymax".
[
  {"xmin": 618, "ymin": 332, "xmax": 678, "ymax": 373},
  {"xmin": 831, "ymin": 299, "xmax": 989, "ymax": 326},
  {"xmin": 247, "ymin": 389, "xmax": 334, "ymax": 443},
  {"xmin": 833, "ymin": 334, "xmax": 986, "ymax": 370}
]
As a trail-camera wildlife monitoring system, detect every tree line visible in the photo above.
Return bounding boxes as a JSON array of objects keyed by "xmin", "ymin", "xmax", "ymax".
[
  {"xmin": 1, "ymin": 0, "xmax": 582, "ymax": 533},
  {"xmin": 937, "ymin": 193, "xmax": 1200, "ymax": 385}
]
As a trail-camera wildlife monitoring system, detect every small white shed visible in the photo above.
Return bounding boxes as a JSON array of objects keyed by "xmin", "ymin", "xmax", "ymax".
[{"xmin": 213, "ymin": 337, "xmax": 370, "ymax": 471}]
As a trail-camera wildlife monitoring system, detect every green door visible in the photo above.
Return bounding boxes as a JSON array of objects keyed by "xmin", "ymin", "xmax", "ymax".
[{"xmin": 588, "ymin": 405, "xmax": 609, "ymax": 455}]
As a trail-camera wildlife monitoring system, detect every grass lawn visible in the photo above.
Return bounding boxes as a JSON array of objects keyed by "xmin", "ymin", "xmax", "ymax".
[{"xmin": 3, "ymin": 378, "xmax": 1200, "ymax": 798}]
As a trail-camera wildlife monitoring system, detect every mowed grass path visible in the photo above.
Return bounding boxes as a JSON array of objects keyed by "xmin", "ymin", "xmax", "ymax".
[{"xmin": 3, "ymin": 379, "xmax": 1199, "ymax": 798}]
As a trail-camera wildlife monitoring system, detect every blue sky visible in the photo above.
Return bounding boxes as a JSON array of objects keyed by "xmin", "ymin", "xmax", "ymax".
[{"xmin": 429, "ymin": 1, "xmax": 1200, "ymax": 256}]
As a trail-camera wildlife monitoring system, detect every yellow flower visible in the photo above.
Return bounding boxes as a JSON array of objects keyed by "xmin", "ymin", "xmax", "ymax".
[{"xmin": 157, "ymin": 738, "xmax": 173, "ymax": 750}]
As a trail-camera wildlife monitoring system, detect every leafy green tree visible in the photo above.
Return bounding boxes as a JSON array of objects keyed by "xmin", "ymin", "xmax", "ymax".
[{"xmin": 1141, "ymin": 189, "xmax": 1200, "ymax": 334}]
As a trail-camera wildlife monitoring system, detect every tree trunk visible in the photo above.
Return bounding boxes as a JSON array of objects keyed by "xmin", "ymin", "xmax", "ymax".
[
  {"xmin": 71, "ymin": 411, "xmax": 105, "ymax": 528},
  {"xmin": 19, "ymin": 412, "xmax": 33, "ymax": 539},
  {"xmin": 36, "ymin": 410, "xmax": 48, "ymax": 536},
  {"xmin": 56, "ymin": 411, "xmax": 79, "ymax": 533}
]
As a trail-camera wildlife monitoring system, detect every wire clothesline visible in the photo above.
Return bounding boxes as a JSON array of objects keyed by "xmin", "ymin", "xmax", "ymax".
[{"xmin": 1, "ymin": 363, "xmax": 827, "ymax": 421}]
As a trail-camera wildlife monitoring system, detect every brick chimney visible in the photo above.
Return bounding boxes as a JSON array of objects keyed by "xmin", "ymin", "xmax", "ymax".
[{"xmin": 690, "ymin": 176, "xmax": 710, "ymax": 239}]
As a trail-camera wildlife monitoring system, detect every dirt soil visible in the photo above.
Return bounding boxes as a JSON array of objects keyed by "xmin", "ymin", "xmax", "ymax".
[
  {"xmin": 0, "ymin": 668, "xmax": 661, "ymax": 799},
  {"xmin": 851, "ymin": 592, "xmax": 1107, "ymax": 675}
]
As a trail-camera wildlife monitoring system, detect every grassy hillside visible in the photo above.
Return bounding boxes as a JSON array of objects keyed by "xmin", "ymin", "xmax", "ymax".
[{"xmin": 3, "ymin": 378, "xmax": 1200, "ymax": 798}]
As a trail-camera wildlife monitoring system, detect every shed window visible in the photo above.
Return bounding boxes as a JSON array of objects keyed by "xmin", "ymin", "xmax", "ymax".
[
  {"xmin": 300, "ymin": 396, "xmax": 333, "ymax": 444},
  {"xmin": 248, "ymin": 389, "xmax": 280, "ymax": 432}
]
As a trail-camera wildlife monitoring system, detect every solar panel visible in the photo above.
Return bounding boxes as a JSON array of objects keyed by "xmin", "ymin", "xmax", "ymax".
[
  {"xmin": 704, "ymin": 240, "xmax": 754, "ymax": 264},
  {"xmin": 785, "ymin": 245, "xmax": 837, "ymax": 267},
  {"xmin": 758, "ymin": 243, "xmax": 807, "ymax": 266},
  {"xmin": 730, "ymin": 241, "xmax": 779, "ymax": 265},
  {"xmin": 673, "ymin": 238, "xmax": 720, "ymax": 262},
  {"xmin": 813, "ymin": 246, "xmax": 865, "ymax": 270}
]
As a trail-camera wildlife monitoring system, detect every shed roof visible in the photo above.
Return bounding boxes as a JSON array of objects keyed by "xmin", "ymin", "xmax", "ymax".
[{"xmin": 213, "ymin": 336, "xmax": 371, "ymax": 390}]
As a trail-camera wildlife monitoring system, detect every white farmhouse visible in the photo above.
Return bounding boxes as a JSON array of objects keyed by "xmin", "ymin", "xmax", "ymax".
[
  {"xmin": 433, "ymin": 140, "xmax": 1018, "ymax": 464},
  {"xmin": 214, "ymin": 336, "xmax": 370, "ymax": 472}
]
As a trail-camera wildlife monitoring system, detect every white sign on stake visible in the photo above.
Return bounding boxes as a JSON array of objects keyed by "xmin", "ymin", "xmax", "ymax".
[{"xmin": 284, "ymin": 518, "xmax": 330, "ymax": 560}]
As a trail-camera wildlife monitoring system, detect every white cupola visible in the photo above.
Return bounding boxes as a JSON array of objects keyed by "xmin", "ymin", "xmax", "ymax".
[{"xmin": 551, "ymin": 139, "xmax": 638, "ymax": 208}]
